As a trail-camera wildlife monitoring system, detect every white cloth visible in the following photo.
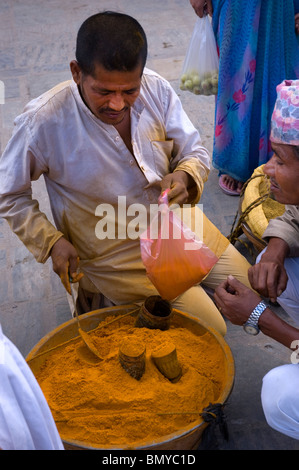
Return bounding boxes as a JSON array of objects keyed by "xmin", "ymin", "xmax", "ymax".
[
  {"xmin": 276, "ymin": 256, "xmax": 299, "ymax": 323},
  {"xmin": 0, "ymin": 325, "xmax": 64, "ymax": 450},
  {"xmin": 256, "ymin": 250, "xmax": 299, "ymax": 439},
  {"xmin": 256, "ymin": 249, "xmax": 299, "ymax": 322},
  {"xmin": 261, "ymin": 204, "xmax": 299, "ymax": 317},
  {"xmin": 0, "ymin": 68, "xmax": 210, "ymax": 304},
  {"xmin": 262, "ymin": 364, "xmax": 299, "ymax": 440}
]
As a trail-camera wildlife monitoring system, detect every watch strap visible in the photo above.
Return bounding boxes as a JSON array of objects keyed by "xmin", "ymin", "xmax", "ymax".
[{"xmin": 244, "ymin": 301, "xmax": 267, "ymax": 333}]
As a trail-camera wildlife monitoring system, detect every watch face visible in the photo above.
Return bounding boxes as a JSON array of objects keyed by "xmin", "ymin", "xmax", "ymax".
[{"xmin": 243, "ymin": 324, "xmax": 259, "ymax": 335}]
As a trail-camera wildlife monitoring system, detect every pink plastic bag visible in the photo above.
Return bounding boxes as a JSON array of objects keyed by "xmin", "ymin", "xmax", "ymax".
[{"xmin": 140, "ymin": 190, "xmax": 219, "ymax": 300}]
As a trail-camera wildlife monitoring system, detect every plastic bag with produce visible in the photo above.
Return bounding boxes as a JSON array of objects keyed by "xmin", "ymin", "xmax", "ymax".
[{"xmin": 180, "ymin": 14, "xmax": 219, "ymax": 96}]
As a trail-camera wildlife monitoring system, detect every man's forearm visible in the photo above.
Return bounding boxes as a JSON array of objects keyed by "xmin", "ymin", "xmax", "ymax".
[
  {"xmin": 261, "ymin": 237, "xmax": 290, "ymax": 263},
  {"xmin": 259, "ymin": 307, "xmax": 299, "ymax": 349},
  {"xmin": 0, "ymin": 192, "xmax": 63, "ymax": 263}
]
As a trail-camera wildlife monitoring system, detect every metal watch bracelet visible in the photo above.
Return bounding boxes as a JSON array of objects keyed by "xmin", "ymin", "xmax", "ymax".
[{"xmin": 243, "ymin": 300, "xmax": 267, "ymax": 335}]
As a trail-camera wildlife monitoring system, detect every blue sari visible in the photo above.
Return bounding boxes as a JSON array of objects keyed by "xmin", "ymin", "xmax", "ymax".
[{"xmin": 212, "ymin": 0, "xmax": 299, "ymax": 182}]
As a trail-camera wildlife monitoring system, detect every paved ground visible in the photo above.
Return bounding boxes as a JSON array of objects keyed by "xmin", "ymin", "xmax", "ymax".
[{"xmin": 0, "ymin": 0, "xmax": 299, "ymax": 451}]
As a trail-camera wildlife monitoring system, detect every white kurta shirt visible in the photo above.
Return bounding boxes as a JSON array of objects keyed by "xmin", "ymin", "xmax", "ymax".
[
  {"xmin": 0, "ymin": 68, "xmax": 210, "ymax": 303},
  {"xmin": 0, "ymin": 325, "xmax": 64, "ymax": 450}
]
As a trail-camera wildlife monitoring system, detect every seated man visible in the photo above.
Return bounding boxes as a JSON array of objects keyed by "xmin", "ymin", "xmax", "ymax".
[
  {"xmin": 0, "ymin": 11, "xmax": 251, "ymax": 336},
  {"xmin": 214, "ymin": 79, "xmax": 299, "ymax": 438}
]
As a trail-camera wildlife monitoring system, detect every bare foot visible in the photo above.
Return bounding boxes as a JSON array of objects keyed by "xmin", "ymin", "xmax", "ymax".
[{"xmin": 219, "ymin": 174, "xmax": 243, "ymax": 196}]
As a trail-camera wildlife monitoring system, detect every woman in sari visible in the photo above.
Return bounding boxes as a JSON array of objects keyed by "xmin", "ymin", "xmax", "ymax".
[{"xmin": 190, "ymin": 0, "xmax": 299, "ymax": 195}]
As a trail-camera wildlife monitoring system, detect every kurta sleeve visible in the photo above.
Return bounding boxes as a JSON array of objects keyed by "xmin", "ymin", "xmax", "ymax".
[
  {"xmin": 163, "ymin": 82, "xmax": 210, "ymax": 204},
  {"xmin": 262, "ymin": 205, "xmax": 299, "ymax": 257},
  {"xmin": 0, "ymin": 119, "xmax": 64, "ymax": 263}
]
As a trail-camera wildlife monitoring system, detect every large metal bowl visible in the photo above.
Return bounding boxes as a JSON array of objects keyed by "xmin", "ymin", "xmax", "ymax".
[{"xmin": 26, "ymin": 305, "xmax": 234, "ymax": 450}]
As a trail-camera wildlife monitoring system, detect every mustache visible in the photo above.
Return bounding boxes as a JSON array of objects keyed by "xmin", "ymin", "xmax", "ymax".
[
  {"xmin": 269, "ymin": 178, "xmax": 279, "ymax": 187},
  {"xmin": 99, "ymin": 106, "xmax": 128, "ymax": 114}
]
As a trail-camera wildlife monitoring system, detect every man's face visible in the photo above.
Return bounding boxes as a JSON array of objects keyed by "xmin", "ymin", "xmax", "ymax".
[
  {"xmin": 70, "ymin": 61, "xmax": 143, "ymax": 125},
  {"xmin": 264, "ymin": 142, "xmax": 299, "ymax": 205}
]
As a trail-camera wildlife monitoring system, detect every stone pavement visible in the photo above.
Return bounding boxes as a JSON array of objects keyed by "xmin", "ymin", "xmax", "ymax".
[{"xmin": 0, "ymin": 0, "xmax": 298, "ymax": 451}]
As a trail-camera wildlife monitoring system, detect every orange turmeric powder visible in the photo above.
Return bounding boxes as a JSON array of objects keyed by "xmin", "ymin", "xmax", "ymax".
[{"xmin": 34, "ymin": 314, "xmax": 228, "ymax": 449}]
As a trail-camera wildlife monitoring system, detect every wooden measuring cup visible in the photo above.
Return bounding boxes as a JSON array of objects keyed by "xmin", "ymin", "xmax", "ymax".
[
  {"xmin": 135, "ymin": 296, "xmax": 173, "ymax": 330},
  {"xmin": 151, "ymin": 341, "xmax": 182, "ymax": 383},
  {"xmin": 119, "ymin": 336, "xmax": 146, "ymax": 380}
]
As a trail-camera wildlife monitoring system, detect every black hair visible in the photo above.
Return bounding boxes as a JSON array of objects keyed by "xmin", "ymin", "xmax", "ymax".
[{"xmin": 75, "ymin": 11, "xmax": 148, "ymax": 76}]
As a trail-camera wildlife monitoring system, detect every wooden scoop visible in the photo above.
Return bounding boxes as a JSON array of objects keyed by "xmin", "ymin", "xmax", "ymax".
[{"xmin": 69, "ymin": 281, "xmax": 102, "ymax": 364}]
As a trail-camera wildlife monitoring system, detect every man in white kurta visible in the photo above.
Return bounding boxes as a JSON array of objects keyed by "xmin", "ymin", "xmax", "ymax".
[
  {"xmin": 0, "ymin": 71, "xmax": 210, "ymax": 301},
  {"xmin": 0, "ymin": 12, "xmax": 251, "ymax": 335}
]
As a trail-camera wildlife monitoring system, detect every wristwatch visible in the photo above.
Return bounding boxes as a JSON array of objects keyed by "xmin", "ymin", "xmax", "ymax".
[{"xmin": 243, "ymin": 301, "xmax": 267, "ymax": 335}]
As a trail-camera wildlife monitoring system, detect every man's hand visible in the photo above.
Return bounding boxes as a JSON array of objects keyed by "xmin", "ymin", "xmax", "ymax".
[
  {"xmin": 189, "ymin": 0, "xmax": 213, "ymax": 17},
  {"xmin": 214, "ymin": 275, "xmax": 262, "ymax": 326},
  {"xmin": 215, "ymin": 275, "xmax": 299, "ymax": 350},
  {"xmin": 248, "ymin": 238, "xmax": 289, "ymax": 303},
  {"xmin": 50, "ymin": 237, "xmax": 83, "ymax": 294},
  {"xmin": 160, "ymin": 171, "xmax": 196, "ymax": 206}
]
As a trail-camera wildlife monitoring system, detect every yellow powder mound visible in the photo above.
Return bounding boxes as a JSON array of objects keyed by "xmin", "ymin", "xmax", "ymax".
[{"xmin": 34, "ymin": 315, "xmax": 228, "ymax": 449}]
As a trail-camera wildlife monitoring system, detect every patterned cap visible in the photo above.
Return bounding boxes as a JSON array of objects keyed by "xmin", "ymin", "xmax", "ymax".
[{"xmin": 270, "ymin": 79, "xmax": 299, "ymax": 145}]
